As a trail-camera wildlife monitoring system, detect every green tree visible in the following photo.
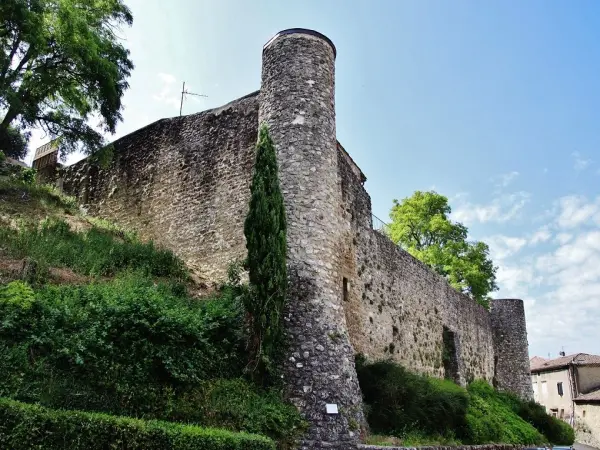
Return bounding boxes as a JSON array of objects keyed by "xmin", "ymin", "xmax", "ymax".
[
  {"xmin": 0, "ymin": 125, "xmax": 28, "ymax": 160},
  {"xmin": 0, "ymin": 0, "xmax": 134, "ymax": 158},
  {"xmin": 387, "ymin": 191, "xmax": 498, "ymax": 307},
  {"xmin": 243, "ymin": 123, "xmax": 287, "ymax": 384}
]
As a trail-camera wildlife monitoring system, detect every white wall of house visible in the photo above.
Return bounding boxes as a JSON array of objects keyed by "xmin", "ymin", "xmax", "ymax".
[{"xmin": 531, "ymin": 369, "xmax": 573, "ymax": 421}]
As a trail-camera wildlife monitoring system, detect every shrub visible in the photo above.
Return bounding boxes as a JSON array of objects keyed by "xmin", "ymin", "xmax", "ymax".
[
  {"xmin": 0, "ymin": 277, "xmax": 305, "ymax": 444},
  {"xmin": 465, "ymin": 381, "xmax": 544, "ymax": 445},
  {"xmin": 0, "ymin": 397, "xmax": 275, "ymax": 450},
  {"xmin": 356, "ymin": 358, "xmax": 469, "ymax": 437},
  {"xmin": 169, "ymin": 379, "xmax": 307, "ymax": 445},
  {"xmin": 0, "ymin": 275, "xmax": 246, "ymax": 393},
  {"xmin": 15, "ymin": 167, "xmax": 36, "ymax": 184},
  {"xmin": 510, "ymin": 395, "xmax": 574, "ymax": 444},
  {"xmin": 356, "ymin": 359, "xmax": 564, "ymax": 446},
  {"xmin": 0, "ymin": 217, "xmax": 187, "ymax": 279}
]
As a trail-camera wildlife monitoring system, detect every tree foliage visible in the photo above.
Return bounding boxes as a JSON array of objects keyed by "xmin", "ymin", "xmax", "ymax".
[
  {"xmin": 243, "ymin": 123, "xmax": 287, "ymax": 384},
  {"xmin": 0, "ymin": 125, "xmax": 28, "ymax": 159},
  {"xmin": 0, "ymin": 0, "xmax": 134, "ymax": 157},
  {"xmin": 387, "ymin": 191, "xmax": 497, "ymax": 307}
]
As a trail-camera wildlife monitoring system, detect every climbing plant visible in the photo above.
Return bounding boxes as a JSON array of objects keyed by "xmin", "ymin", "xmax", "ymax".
[{"xmin": 243, "ymin": 123, "xmax": 287, "ymax": 385}]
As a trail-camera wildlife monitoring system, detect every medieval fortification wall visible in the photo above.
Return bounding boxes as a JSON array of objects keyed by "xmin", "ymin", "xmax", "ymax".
[{"xmin": 60, "ymin": 29, "xmax": 533, "ymax": 449}]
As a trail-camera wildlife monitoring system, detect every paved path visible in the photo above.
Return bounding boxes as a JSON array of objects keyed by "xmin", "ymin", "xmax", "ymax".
[{"xmin": 575, "ymin": 442, "xmax": 599, "ymax": 450}]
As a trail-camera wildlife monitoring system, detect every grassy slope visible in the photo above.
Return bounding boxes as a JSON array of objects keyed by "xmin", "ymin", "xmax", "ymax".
[
  {"xmin": 0, "ymin": 179, "xmax": 305, "ymax": 447},
  {"xmin": 357, "ymin": 359, "xmax": 574, "ymax": 447}
]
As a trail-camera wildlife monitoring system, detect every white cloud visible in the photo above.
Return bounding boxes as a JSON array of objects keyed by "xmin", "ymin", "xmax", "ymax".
[
  {"xmin": 491, "ymin": 171, "xmax": 519, "ymax": 188},
  {"xmin": 496, "ymin": 262, "xmax": 541, "ymax": 298},
  {"xmin": 529, "ymin": 227, "xmax": 552, "ymax": 245},
  {"xmin": 494, "ymin": 213, "xmax": 600, "ymax": 356},
  {"xmin": 485, "ymin": 235, "xmax": 528, "ymax": 261},
  {"xmin": 451, "ymin": 191, "xmax": 530, "ymax": 225},
  {"xmin": 555, "ymin": 195, "xmax": 600, "ymax": 229},
  {"xmin": 572, "ymin": 151, "xmax": 592, "ymax": 171},
  {"xmin": 554, "ymin": 233, "xmax": 573, "ymax": 245}
]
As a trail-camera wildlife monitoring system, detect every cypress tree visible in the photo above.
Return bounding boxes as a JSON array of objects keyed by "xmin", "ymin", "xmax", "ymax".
[{"xmin": 243, "ymin": 123, "xmax": 287, "ymax": 384}]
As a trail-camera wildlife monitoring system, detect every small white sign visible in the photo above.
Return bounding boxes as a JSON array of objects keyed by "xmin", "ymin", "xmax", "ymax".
[{"xmin": 325, "ymin": 403, "xmax": 338, "ymax": 414}]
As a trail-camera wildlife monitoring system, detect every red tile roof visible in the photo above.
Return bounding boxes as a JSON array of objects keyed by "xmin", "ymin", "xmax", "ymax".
[{"xmin": 530, "ymin": 353, "xmax": 600, "ymax": 373}]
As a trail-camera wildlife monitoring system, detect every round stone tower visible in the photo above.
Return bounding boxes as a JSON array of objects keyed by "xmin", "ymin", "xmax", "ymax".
[
  {"xmin": 259, "ymin": 29, "xmax": 365, "ymax": 448},
  {"xmin": 490, "ymin": 299, "xmax": 534, "ymax": 400}
]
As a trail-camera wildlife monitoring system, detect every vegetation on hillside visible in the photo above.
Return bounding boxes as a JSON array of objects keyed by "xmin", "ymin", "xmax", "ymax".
[
  {"xmin": 387, "ymin": 191, "xmax": 498, "ymax": 307},
  {"xmin": 0, "ymin": 269, "xmax": 304, "ymax": 446},
  {"xmin": 0, "ymin": 171, "xmax": 305, "ymax": 448},
  {"xmin": 1, "ymin": 0, "xmax": 134, "ymax": 158},
  {"xmin": 0, "ymin": 217, "xmax": 187, "ymax": 280},
  {"xmin": 356, "ymin": 357, "xmax": 574, "ymax": 446}
]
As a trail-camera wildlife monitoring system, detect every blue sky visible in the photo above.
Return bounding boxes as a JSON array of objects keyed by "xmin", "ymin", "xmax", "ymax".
[{"xmin": 26, "ymin": 0, "xmax": 600, "ymax": 359}]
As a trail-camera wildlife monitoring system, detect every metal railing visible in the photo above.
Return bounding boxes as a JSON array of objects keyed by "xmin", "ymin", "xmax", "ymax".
[{"xmin": 372, "ymin": 214, "xmax": 390, "ymax": 236}]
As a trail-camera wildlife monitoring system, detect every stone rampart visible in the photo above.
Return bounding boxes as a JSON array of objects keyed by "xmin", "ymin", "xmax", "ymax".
[
  {"xmin": 338, "ymin": 148, "xmax": 495, "ymax": 385},
  {"xmin": 58, "ymin": 27, "xmax": 534, "ymax": 449},
  {"xmin": 61, "ymin": 92, "xmax": 259, "ymax": 283},
  {"xmin": 490, "ymin": 299, "xmax": 534, "ymax": 400}
]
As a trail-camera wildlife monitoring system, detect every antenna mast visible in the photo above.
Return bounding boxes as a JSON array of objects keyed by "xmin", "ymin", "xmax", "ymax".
[{"xmin": 179, "ymin": 81, "xmax": 208, "ymax": 116}]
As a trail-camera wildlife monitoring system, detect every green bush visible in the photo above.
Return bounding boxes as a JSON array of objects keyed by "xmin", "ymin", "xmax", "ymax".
[
  {"xmin": 0, "ymin": 277, "xmax": 304, "ymax": 444},
  {"xmin": 465, "ymin": 381, "xmax": 544, "ymax": 445},
  {"xmin": 0, "ymin": 217, "xmax": 186, "ymax": 279},
  {"xmin": 356, "ymin": 358, "xmax": 469, "ymax": 437},
  {"xmin": 0, "ymin": 276, "xmax": 246, "ymax": 396},
  {"xmin": 356, "ymin": 359, "xmax": 567, "ymax": 446},
  {"xmin": 509, "ymin": 394, "xmax": 574, "ymax": 445},
  {"xmin": 0, "ymin": 397, "xmax": 275, "ymax": 450},
  {"xmin": 168, "ymin": 379, "xmax": 307, "ymax": 445}
]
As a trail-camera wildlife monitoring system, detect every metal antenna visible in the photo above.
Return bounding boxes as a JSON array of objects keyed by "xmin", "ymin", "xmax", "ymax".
[{"xmin": 179, "ymin": 81, "xmax": 208, "ymax": 116}]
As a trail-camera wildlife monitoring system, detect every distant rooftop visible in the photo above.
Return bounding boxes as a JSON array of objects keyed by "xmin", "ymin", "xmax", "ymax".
[
  {"xmin": 530, "ymin": 353, "xmax": 600, "ymax": 373},
  {"xmin": 575, "ymin": 387, "xmax": 600, "ymax": 403}
]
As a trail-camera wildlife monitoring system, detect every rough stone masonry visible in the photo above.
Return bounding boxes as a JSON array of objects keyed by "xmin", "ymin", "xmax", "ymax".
[{"xmin": 59, "ymin": 29, "xmax": 534, "ymax": 449}]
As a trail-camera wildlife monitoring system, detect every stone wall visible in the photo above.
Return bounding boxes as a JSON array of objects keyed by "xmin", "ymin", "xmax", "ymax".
[
  {"xmin": 338, "ymin": 139, "xmax": 495, "ymax": 385},
  {"xmin": 61, "ymin": 92, "xmax": 260, "ymax": 284},
  {"xmin": 259, "ymin": 30, "xmax": 365, "ymax": 449},
  {"xmin": 490, "ymin": 300, "xmax": 534, "ymax": 400},
  {"xmin": 57, "ymin": 27, "xmax": 535, "ymax": 449},
  {"xmin": 575, "ymin": 402, "xmax": 600, "ymax": 449}
]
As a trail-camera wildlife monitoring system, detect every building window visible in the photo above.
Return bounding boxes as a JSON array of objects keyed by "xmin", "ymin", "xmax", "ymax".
[
  {"xmin": 541, "ymin": 381, "xmax": 548, "ymax": 397},
  {"xmin": 557, "ymin": 382, "xmax": 564, "ymax": 396},
  {"xmin": 551, "ymin": 408, "xmax": 558, "ymax": 417},
  {"xmin": 583, "ymin": 410, "xmax": 586, "ymax": 418},
  {"xmin": 342, "ymin": 278, "xmax": 349, "ymax": 302},
  {"xmin": 560, "ymin": 409, "xmax": 564, "ymax": 419}
]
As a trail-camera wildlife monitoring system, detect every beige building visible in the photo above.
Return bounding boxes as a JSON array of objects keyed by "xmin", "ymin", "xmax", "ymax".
[
  {"xmin": 573, "ymin": 389, "xmax": 600, "ymax": 448},
  {"xmin": 531, "ymin": 353, "xmax": 600, "ymax": 446}
]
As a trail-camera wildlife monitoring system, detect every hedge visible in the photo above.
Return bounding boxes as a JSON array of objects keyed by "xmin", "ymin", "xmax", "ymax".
[{"xmin": 0, "ymin": 397, "xmax": 275, "ymax": 450}]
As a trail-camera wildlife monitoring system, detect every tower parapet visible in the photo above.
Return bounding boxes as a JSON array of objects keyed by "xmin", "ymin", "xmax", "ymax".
[
  {"xmin": 259, "ymin": 29, "xmax": 365, "ymax": 448},
  {"xmin": 490, "ymin": 299, "xmax": 534, "ymax": 400}
]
